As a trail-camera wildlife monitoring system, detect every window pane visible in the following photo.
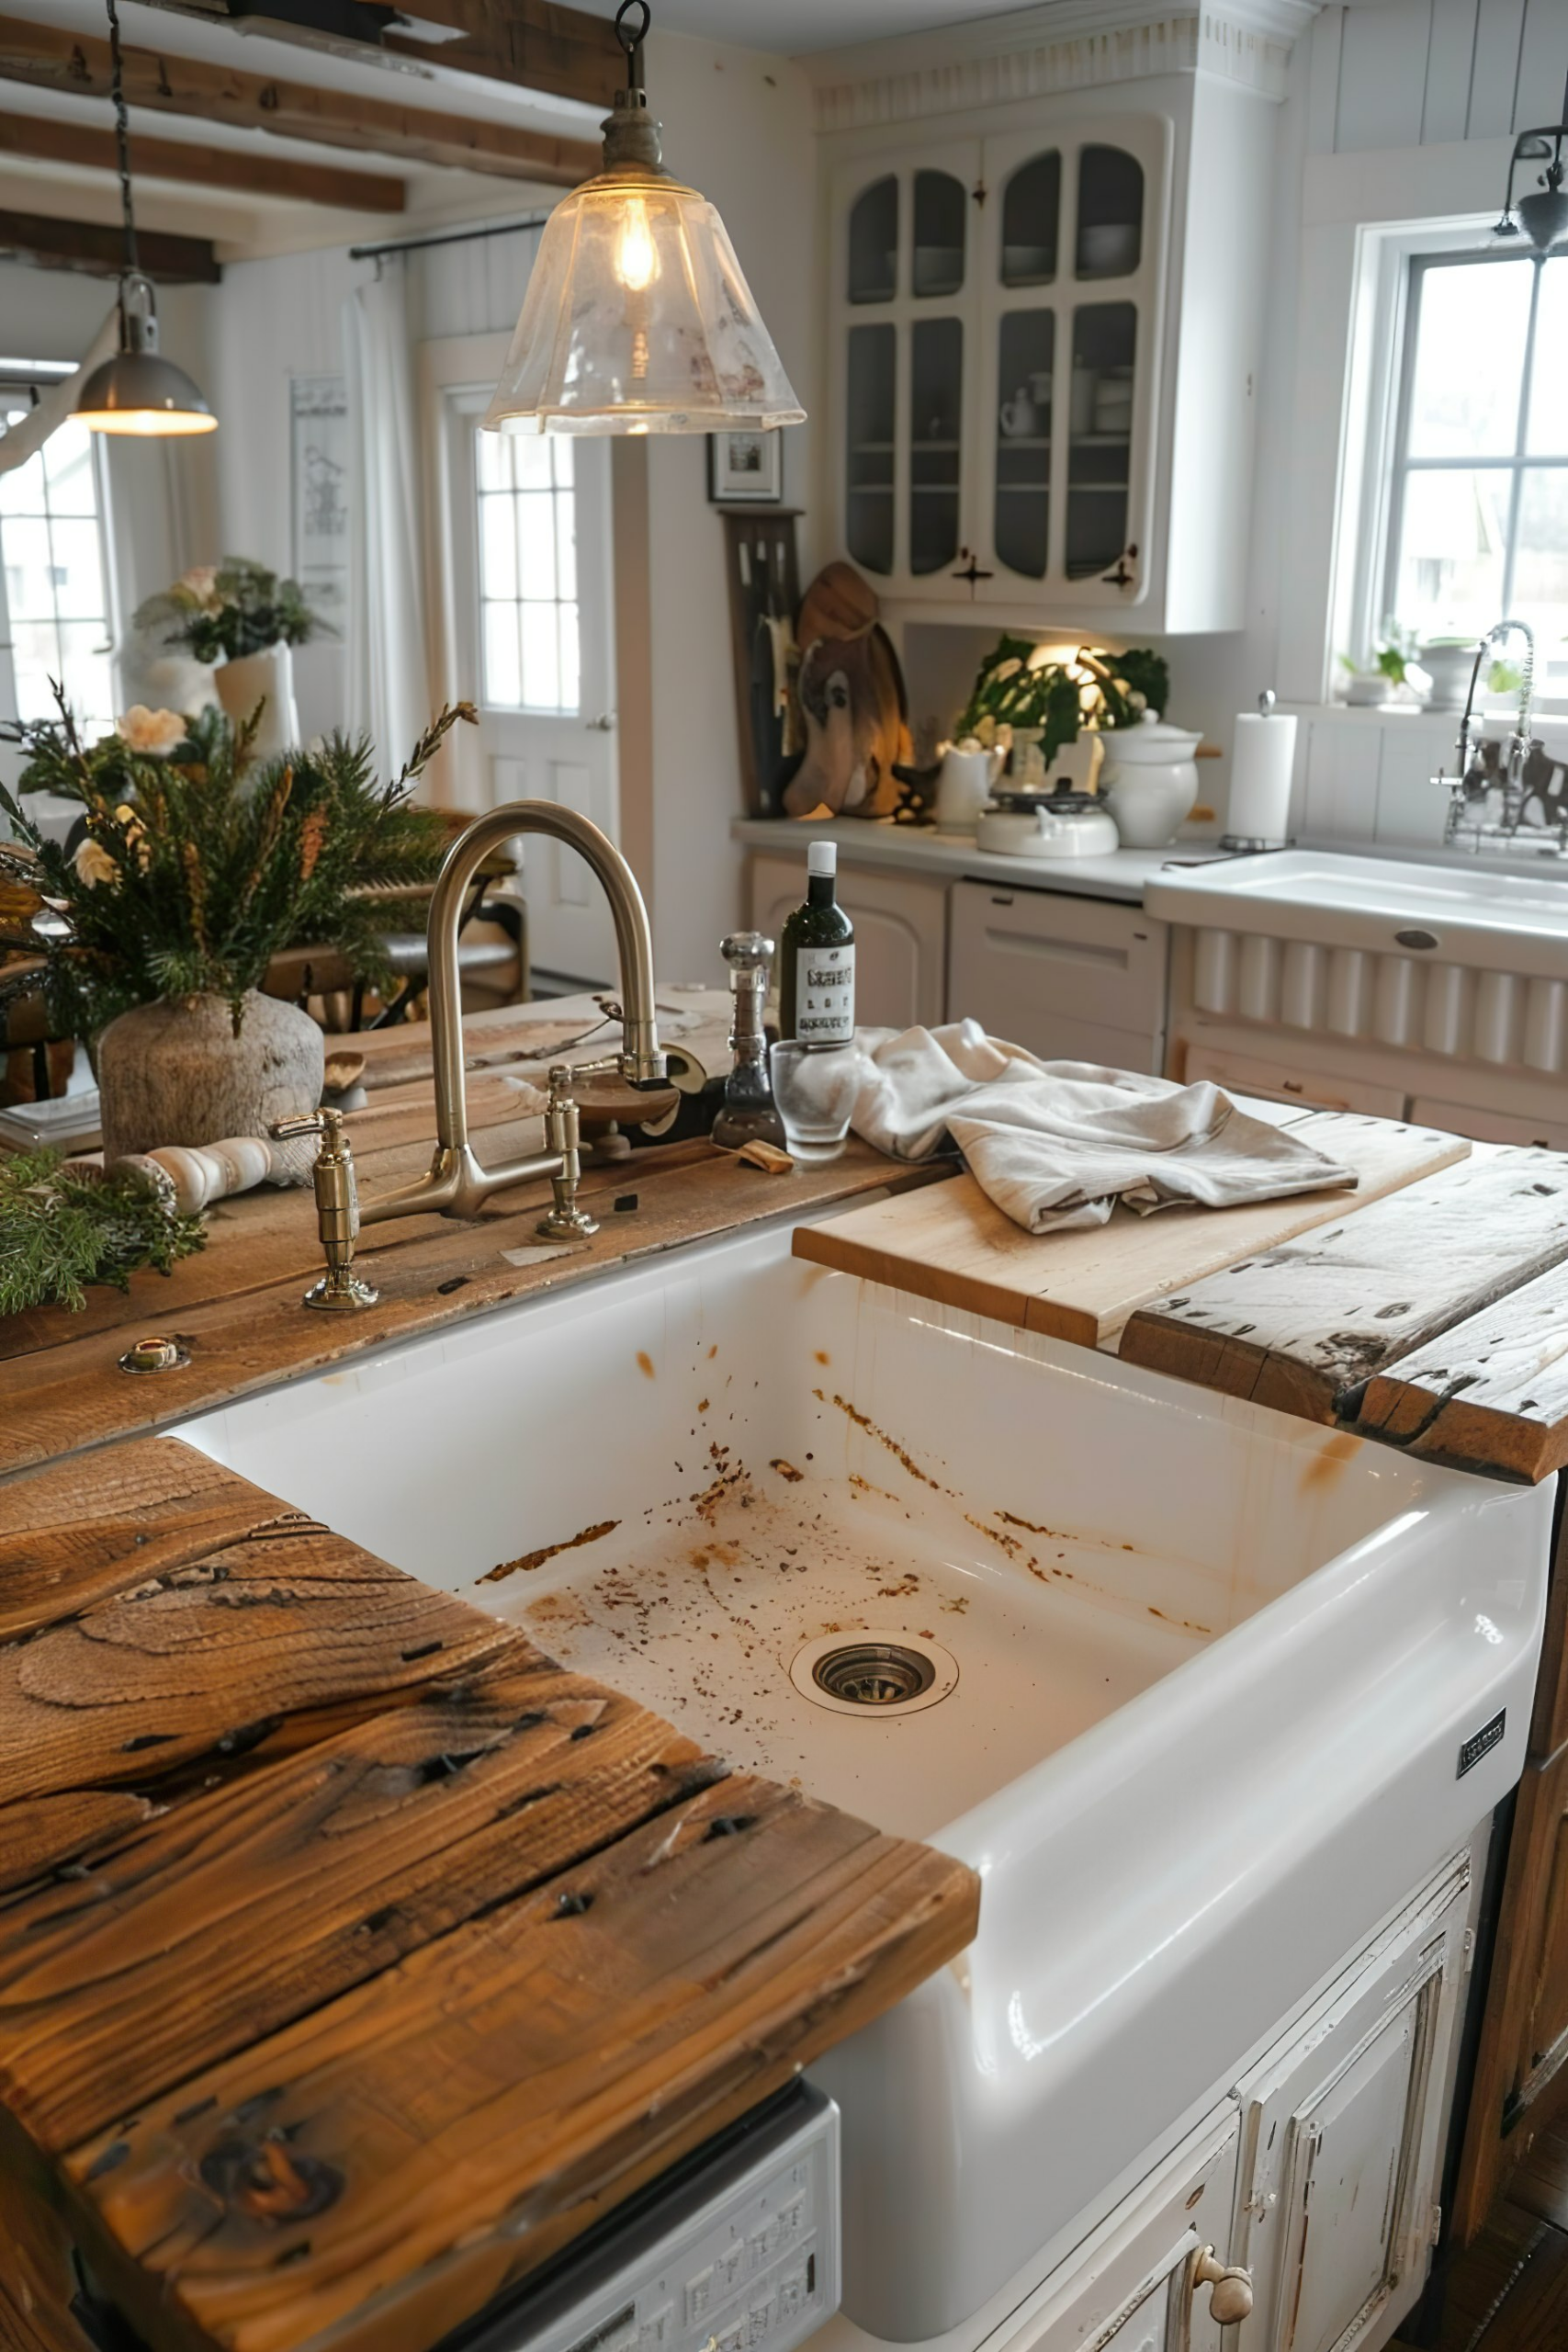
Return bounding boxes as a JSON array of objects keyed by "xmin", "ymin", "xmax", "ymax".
[
  {"xmin": 518, "ymin": 492, "xmax": 556, "ymax": 600},
  {"xmin": 49, "ymin": 516, "xmax": 107, "ymax": 620},
  {"xmin": 42, "ymin": 422, "xmax": 97, "ymax": 516},
  {"xmin": 521, "ymin": 602, "xmax": 560, "ymax": 709},
  {"xmin": 57, "ymin": 620, "xmax": 114, "ymax": 736},
  {"xmin": 479, "ymin": 493, "xmax": 517, "ymax": 600},
  {"xmin": 475, "ymin": 426, "xmax": 511, "ymax": 492},
  {"xmin": 514, "ymin": 435, "xmax": 553, "ymax": 492},
  {"xmin": 1406, "ymin": 260, "xmax": 1532, "ymax": 458},
  {"xmin": 5, "ymin": 514, "xmax": 53, "ymax": 617},
  {"xmin": 11, "ymin": 616, "xmax": 61, "ymax": 723},
  {"xmin": 552, "ymin": 436, "xmax": 574, "ymax": 489},
  {"xmin": 1528, "ymin": 257, "xmax": 1568, "ymax": 457},
  {"xmin": 556, "ymin": 494, "xmax": 577, "ymax": 602},
  {"xmin": 482, "ymin": 603, "xmax": 522, "ymax": 707},
  {"xmin": 1511, "ymin": 468, "xmax": 1568, "ymax": 660},
  {"xmin": 1391, "ymin": 467, "xmax": 1510, "ymax": 639},
  {"xmin": 0, "ymin": 448, "xmax": 44, "ymax": 518}
]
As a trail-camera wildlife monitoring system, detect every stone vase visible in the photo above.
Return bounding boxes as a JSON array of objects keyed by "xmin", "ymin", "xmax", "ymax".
[
  {"xmin": 215, "ymin": 643, "xmax": 299, "ymax": 763},
  {"xmin": 98, "ymin": 989, "xmax": 322, "ymax": 1165}
]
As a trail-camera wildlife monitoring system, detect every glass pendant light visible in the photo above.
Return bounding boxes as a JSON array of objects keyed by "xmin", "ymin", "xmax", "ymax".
[
  {"xmin": 1494, "ymin": 68, "xmax": 1568, "ymax": 256},
  {"xmin": 77, "ymin": 0, "xmax": 217, "ymax": 437},
  {"xmin": 484, "ymin": 0, "xmax": 804, "ymax": 436}
]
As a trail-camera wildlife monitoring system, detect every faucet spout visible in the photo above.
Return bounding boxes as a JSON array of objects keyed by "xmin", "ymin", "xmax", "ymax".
[{"xmin": 363, "ymin": 802, "xmax": 663, "ymax": 1228}]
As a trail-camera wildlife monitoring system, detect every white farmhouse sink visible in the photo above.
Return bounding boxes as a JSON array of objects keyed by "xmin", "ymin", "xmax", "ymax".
[
  {"xmin": 180, "ymin": 1221, "xmax": 1550, "ymax": 2344},
  {"xmin": 1147, "ymin": 847, "xmax": 1568, "ymax": 977}
]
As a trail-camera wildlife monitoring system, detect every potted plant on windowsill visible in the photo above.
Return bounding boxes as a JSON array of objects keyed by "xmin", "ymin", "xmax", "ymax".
[
  {"xmin": 0, "ymin": 695, "xmax": 472, "ymax": 1163},
  {"xmin": 135, "ymin": 560, "xmax": 321, "ymax": 763}
]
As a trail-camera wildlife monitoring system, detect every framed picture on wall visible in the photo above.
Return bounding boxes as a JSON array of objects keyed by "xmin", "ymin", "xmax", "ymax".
[
  {"xmin": 290, "ymin": 374, "xmax": 350, "ymax": 626},
  {"xmin": 708, "ymin": 428, "xmax": 783, "ymax": 504}
]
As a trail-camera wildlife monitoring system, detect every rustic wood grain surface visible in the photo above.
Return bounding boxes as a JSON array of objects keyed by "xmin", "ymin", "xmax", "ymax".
[
  {"xmin": 1119, "ymin": 1149, "xmax": 1568, "ymax": 1437},
  {"xmin": 0, "ymin": 999, "xmax": 940, "ymax": 1477},
  {"xmin": 793, "ymin": 1110, "xmax": 1468, "ymax": 1349},
  {"xmin": 0, "ymin": 1441, "xmax": 980, "ymax": 2352}
]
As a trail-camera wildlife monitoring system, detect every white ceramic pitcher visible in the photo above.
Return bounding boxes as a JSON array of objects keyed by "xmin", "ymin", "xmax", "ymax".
[{"xmin": 934, "ymin": 737, "xmax": 1004, "ymax": 831}]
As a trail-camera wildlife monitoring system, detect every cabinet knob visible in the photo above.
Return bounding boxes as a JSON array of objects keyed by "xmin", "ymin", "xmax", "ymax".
[{"xmin": 1192, "ymin": 2247, "xmax": 1254, "ymax": 2323}]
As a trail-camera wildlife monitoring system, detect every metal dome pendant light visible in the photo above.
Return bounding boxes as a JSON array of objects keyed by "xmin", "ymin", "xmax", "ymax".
[
  {"xmin": 1494, "ymin": 66, "xmax": 1568, "ymax": 256},
  {"xmin": 77, "ymin": 0, "xmax": 217, "ymax": 437},
  {"xmin": 483, "ymin": 0, "xmax": 805, "ymax": 436}
]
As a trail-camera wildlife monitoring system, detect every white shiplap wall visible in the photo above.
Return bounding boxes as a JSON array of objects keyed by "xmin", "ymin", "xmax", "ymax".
[
  {"xmin": 1322, "ymin": 0, "xmax": 1568, "ymax": 153},
  {"xmin": 408, "ymin": 224, "xmax": 544, "ymax": 345}
]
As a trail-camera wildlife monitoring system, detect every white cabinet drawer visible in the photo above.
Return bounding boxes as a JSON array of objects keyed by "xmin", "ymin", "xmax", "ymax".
[
  {"xmin": 948, "ymin": 879, "xmax": 1167, "ymax": 1061},
  {"xmin": 1408, "ymin": 1093, "xmax": 1568, "ymax": 1152},
  {"xmin": 1182, "ymin": 1042, "xmax": 1408, "ymax": 1120}
]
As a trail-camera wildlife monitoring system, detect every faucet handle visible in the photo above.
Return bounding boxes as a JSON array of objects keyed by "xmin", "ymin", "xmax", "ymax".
[{"xmin": 270, "ymin": 1109, "xmax": 378, "ymax": 1314}]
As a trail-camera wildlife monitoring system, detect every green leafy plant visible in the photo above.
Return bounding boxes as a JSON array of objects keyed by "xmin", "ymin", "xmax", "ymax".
[
  {"xmin": 954, "ymin": 638, "xmax": 1173, "ymax": 768},
  {"xmin": 1339, "ymin": 620, "xmax": 1419, "ymax": 684},
  {"xmin": 0, "ymin": 695, "xmax": 473, "ymax": 1039},
  {"xmin": 0, "ymin": 1148, "xmax": 206, "ymax": 1315},
  {"xmin": 134, "ymin": 560, "xmax": 321, "ymax": 664}
]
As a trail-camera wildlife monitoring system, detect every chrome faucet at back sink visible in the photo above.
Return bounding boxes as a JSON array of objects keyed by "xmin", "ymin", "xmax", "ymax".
[
  {"xmin": 1438, "ymin": 618, "xmax": 1563, "ymax": 855},
  {"xmin": 280, "ymin": 804, "xmax": 665, "ymax": 1310}
]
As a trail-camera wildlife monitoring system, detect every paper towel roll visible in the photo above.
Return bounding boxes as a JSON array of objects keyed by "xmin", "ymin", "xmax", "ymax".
[{"xmin": 1227, "ymin": 707, "xmax": 1297, "ymax": 844}]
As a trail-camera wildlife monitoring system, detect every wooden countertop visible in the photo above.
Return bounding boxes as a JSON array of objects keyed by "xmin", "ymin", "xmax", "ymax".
[
  {"xmin": 0, "ymin": 1441, "xmax": 978, "ymax": 2352},
  {"xmin": 0, "ymin": 998, "xmax": 974, "ymax": 2352},
  {"xmin": 0, "ymin": 997, "xmax": 938, "ymax": 1478}
]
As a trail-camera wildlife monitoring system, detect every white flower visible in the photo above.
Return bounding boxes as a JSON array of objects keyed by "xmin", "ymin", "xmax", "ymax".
[
  {"xmin": 116, "ymin": 705, "xmax": 186, "ymax": 757},
  {"xmin": 73, "ymin": 835, "xmax": 119, "ymax": 889},
  {"xmin": 177, "ymin": 566, "xmax": 220, "ymax": 609}
]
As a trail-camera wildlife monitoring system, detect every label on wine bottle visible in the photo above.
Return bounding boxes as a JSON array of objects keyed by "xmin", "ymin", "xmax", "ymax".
[{"xmin": 795, "ymin": 944, "xmax": 856, "ymax": 1044}]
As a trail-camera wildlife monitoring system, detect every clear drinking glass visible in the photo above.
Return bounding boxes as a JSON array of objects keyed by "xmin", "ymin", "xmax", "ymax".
[{"xmin": 769, "ymin": 1041, "xmax": 863, "ymax": 1165}]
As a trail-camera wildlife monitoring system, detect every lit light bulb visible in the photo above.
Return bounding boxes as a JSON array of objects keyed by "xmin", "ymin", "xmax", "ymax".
[{"xmin": 615, "ymin": 196, "xmax": 658, "ymax": 293}]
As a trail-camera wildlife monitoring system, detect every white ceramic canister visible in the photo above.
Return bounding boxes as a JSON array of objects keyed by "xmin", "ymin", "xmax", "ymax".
[
  {"xmin": 934, "ymin": 738, "xmax": 1003, "ymax": 831},
  {"xmin": 1098, "ymin": 711, "xmax": 1202, "ymax": 848}
]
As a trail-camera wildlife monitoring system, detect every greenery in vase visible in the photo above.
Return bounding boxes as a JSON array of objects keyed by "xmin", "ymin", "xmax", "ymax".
[
  {"xmin": 0, "ymin": 1148, "xmax": 206, "ymax": 1315},
  {"xmin": 954, "ymin": 638, "xmax": 1174, "ymax": 769},
  {"xmin": 0, "ymin": 695, "xmax": 473, "ymax": 1039},
  {"xmin": 134, "ymin": 560, "xmax": 321, "ymax": 664}
]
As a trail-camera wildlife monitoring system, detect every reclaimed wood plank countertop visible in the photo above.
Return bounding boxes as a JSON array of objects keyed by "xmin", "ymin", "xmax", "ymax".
[
  {"xmin": 0, "ymin": 994, "xmax": 974, "ymax": 2352},
  {"xmin": 0, "ymin": 1442, "xmax": 978, "ymax": 2352}
]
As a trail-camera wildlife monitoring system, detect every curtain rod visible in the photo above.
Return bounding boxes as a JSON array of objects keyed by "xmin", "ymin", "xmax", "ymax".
[{"xmin": 349, "ymin": 209, "xmax": 551, "ymax": 263}]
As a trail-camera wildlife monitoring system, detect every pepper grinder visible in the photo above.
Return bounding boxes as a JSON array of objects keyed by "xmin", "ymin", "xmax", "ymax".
[{"xmin": 713, "ymin": 931, "xmax": 785, "ymax": 1152}]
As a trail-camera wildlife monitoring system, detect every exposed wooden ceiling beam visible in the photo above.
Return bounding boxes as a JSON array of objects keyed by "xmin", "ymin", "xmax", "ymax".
[
  {"xmin": 0, "ymin": 112, "xmax": 407, "ymax": 211},
  {"xmin": 367, "ymin": 0, "xmax": 622, "ymax": 107},
  {"xmin": 0, "ymin": 17, "xmax": 600, "ymax": 186},
  {"xmin": 0, "ymin": 205, "xmax": 219, "ymax": 281}
]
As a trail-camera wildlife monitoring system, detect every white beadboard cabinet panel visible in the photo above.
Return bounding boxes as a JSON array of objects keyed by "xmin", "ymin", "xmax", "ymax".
[
  {"xmin": 1336, "ymin": 1, "xmax": 1432, "ymax": 153},
  {"xmin": 1421, "ymin": 0, "xmax": 1482, "ymax": 142},
  {"xmin": 1373, "ymin": 718, "xmax": 1452, "ymax": 847}
]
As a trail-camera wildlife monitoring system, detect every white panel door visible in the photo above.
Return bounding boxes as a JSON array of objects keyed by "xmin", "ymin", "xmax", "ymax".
[{"xmin": 438, "ymin": 368, "xmax": 618, "ymax": 985}]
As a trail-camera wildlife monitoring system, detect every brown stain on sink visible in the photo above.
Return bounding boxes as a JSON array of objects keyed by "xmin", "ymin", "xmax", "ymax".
[
  {"xmin": 636, "ymin": 1351, "xmax": 656, "ymax": 1379},
  {"xmin": 770, "ymin": 1459, "xmax": 806, "ymax": 1483},
  {"xmin": 1300, "ymin": 1431, "xmax": 1361, "ymax": 1492},
  {"xmin": 814, "ymin": 1390, "xmax": 949, "ymax": 1493},
  {"xmin": 481, "ymin": 1519, "xmax": 622, "ymax": 1583}
]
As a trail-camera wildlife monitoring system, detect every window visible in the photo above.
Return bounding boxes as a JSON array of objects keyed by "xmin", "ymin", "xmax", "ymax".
[
  {"xmin": 474, "ymin": 427, "xmax": 580, "ymax": 715},
  {"xmin": 1384, "ymin": 250, "xmax": 1568, "ymax": 695},
  {"xmin": 0, "ymin": 388, "xmax": 116, "ymax": 736}
]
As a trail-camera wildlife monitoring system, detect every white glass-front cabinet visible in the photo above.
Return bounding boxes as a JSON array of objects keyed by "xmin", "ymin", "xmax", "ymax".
[{"xmin": 831, "ymin": 118, "xmax": 1167, "ymax": 616}]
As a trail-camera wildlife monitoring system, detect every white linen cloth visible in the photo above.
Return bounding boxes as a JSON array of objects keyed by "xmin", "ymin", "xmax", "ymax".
[
  {"xmin": 849, "ymin": 1020, "xmax": 1357, "ymax": 1232},
  {"xmin": 345, "ymin": 260, "xmax": 428, "ymax": 777}
]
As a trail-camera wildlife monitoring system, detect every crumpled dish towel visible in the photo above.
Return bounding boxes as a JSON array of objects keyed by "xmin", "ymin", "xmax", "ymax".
[{"xmin": 848, "ymin": 1019, "xmax": 1358, "ymax": 1233}]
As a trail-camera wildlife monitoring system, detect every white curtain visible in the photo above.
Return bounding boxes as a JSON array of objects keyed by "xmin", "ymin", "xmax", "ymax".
[{"xmin": 344, "ymin": 258, "xmax": 428, "ymax": 777}]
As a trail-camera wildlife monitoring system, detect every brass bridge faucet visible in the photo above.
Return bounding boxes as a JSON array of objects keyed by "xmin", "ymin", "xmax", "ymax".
[{"xmin": 279, "ymin": 803, "xmax": 665, "ymax": 1311}]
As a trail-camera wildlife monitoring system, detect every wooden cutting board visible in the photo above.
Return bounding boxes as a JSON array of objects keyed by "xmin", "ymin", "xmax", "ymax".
[{"xmin": 793, "ymin": 1109, "xmax": 1472, "ymax": 1351}]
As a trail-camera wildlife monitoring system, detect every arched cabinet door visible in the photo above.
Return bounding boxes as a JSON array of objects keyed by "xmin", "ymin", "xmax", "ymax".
[{"xmin": 830, "ymin": 142, "xmax": 982, "ymax": 600}]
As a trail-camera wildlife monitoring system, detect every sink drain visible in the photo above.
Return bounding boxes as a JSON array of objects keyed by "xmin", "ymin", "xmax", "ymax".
[{"xmin": 790, "ymin": 1631, "xmax": 958, "ymax": 1718}]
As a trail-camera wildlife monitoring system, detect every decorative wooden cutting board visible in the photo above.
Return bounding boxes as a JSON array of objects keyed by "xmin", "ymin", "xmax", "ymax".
[{"xmin": 793, "ymin": 1110, "xmax": 1471, "ymax": 1351}]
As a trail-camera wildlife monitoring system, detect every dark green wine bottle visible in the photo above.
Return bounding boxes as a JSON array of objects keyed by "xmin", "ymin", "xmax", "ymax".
[{"xmin": 778, "ymin": 842, "xmax": 856, "ymax": 1044}]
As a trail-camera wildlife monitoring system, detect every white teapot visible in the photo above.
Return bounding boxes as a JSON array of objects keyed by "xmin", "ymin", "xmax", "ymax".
[
  {"xmin": 1098, "ymin": 711, "xmax": 1202, "ymax": 848},
  {"xmin": 934, "ymin": 737, "xmax": 1004, "ymax": 832}
]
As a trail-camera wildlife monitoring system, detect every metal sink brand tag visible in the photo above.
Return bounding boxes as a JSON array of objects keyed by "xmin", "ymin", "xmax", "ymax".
[{"xmin": 1458, "ymin": 1710, "xmax": 1506, "ymax": 1780}]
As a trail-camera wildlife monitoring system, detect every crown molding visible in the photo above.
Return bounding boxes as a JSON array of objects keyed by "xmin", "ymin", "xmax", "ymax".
[{"xmin": 805, "ymin": 3, "xmax": 1320, "ymax": 133}]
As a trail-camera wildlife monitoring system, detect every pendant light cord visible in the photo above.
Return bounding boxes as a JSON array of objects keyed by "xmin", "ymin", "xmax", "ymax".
[{"xmin": 104, "ymin": 0, "xmax": 140, "ymax": 284}]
